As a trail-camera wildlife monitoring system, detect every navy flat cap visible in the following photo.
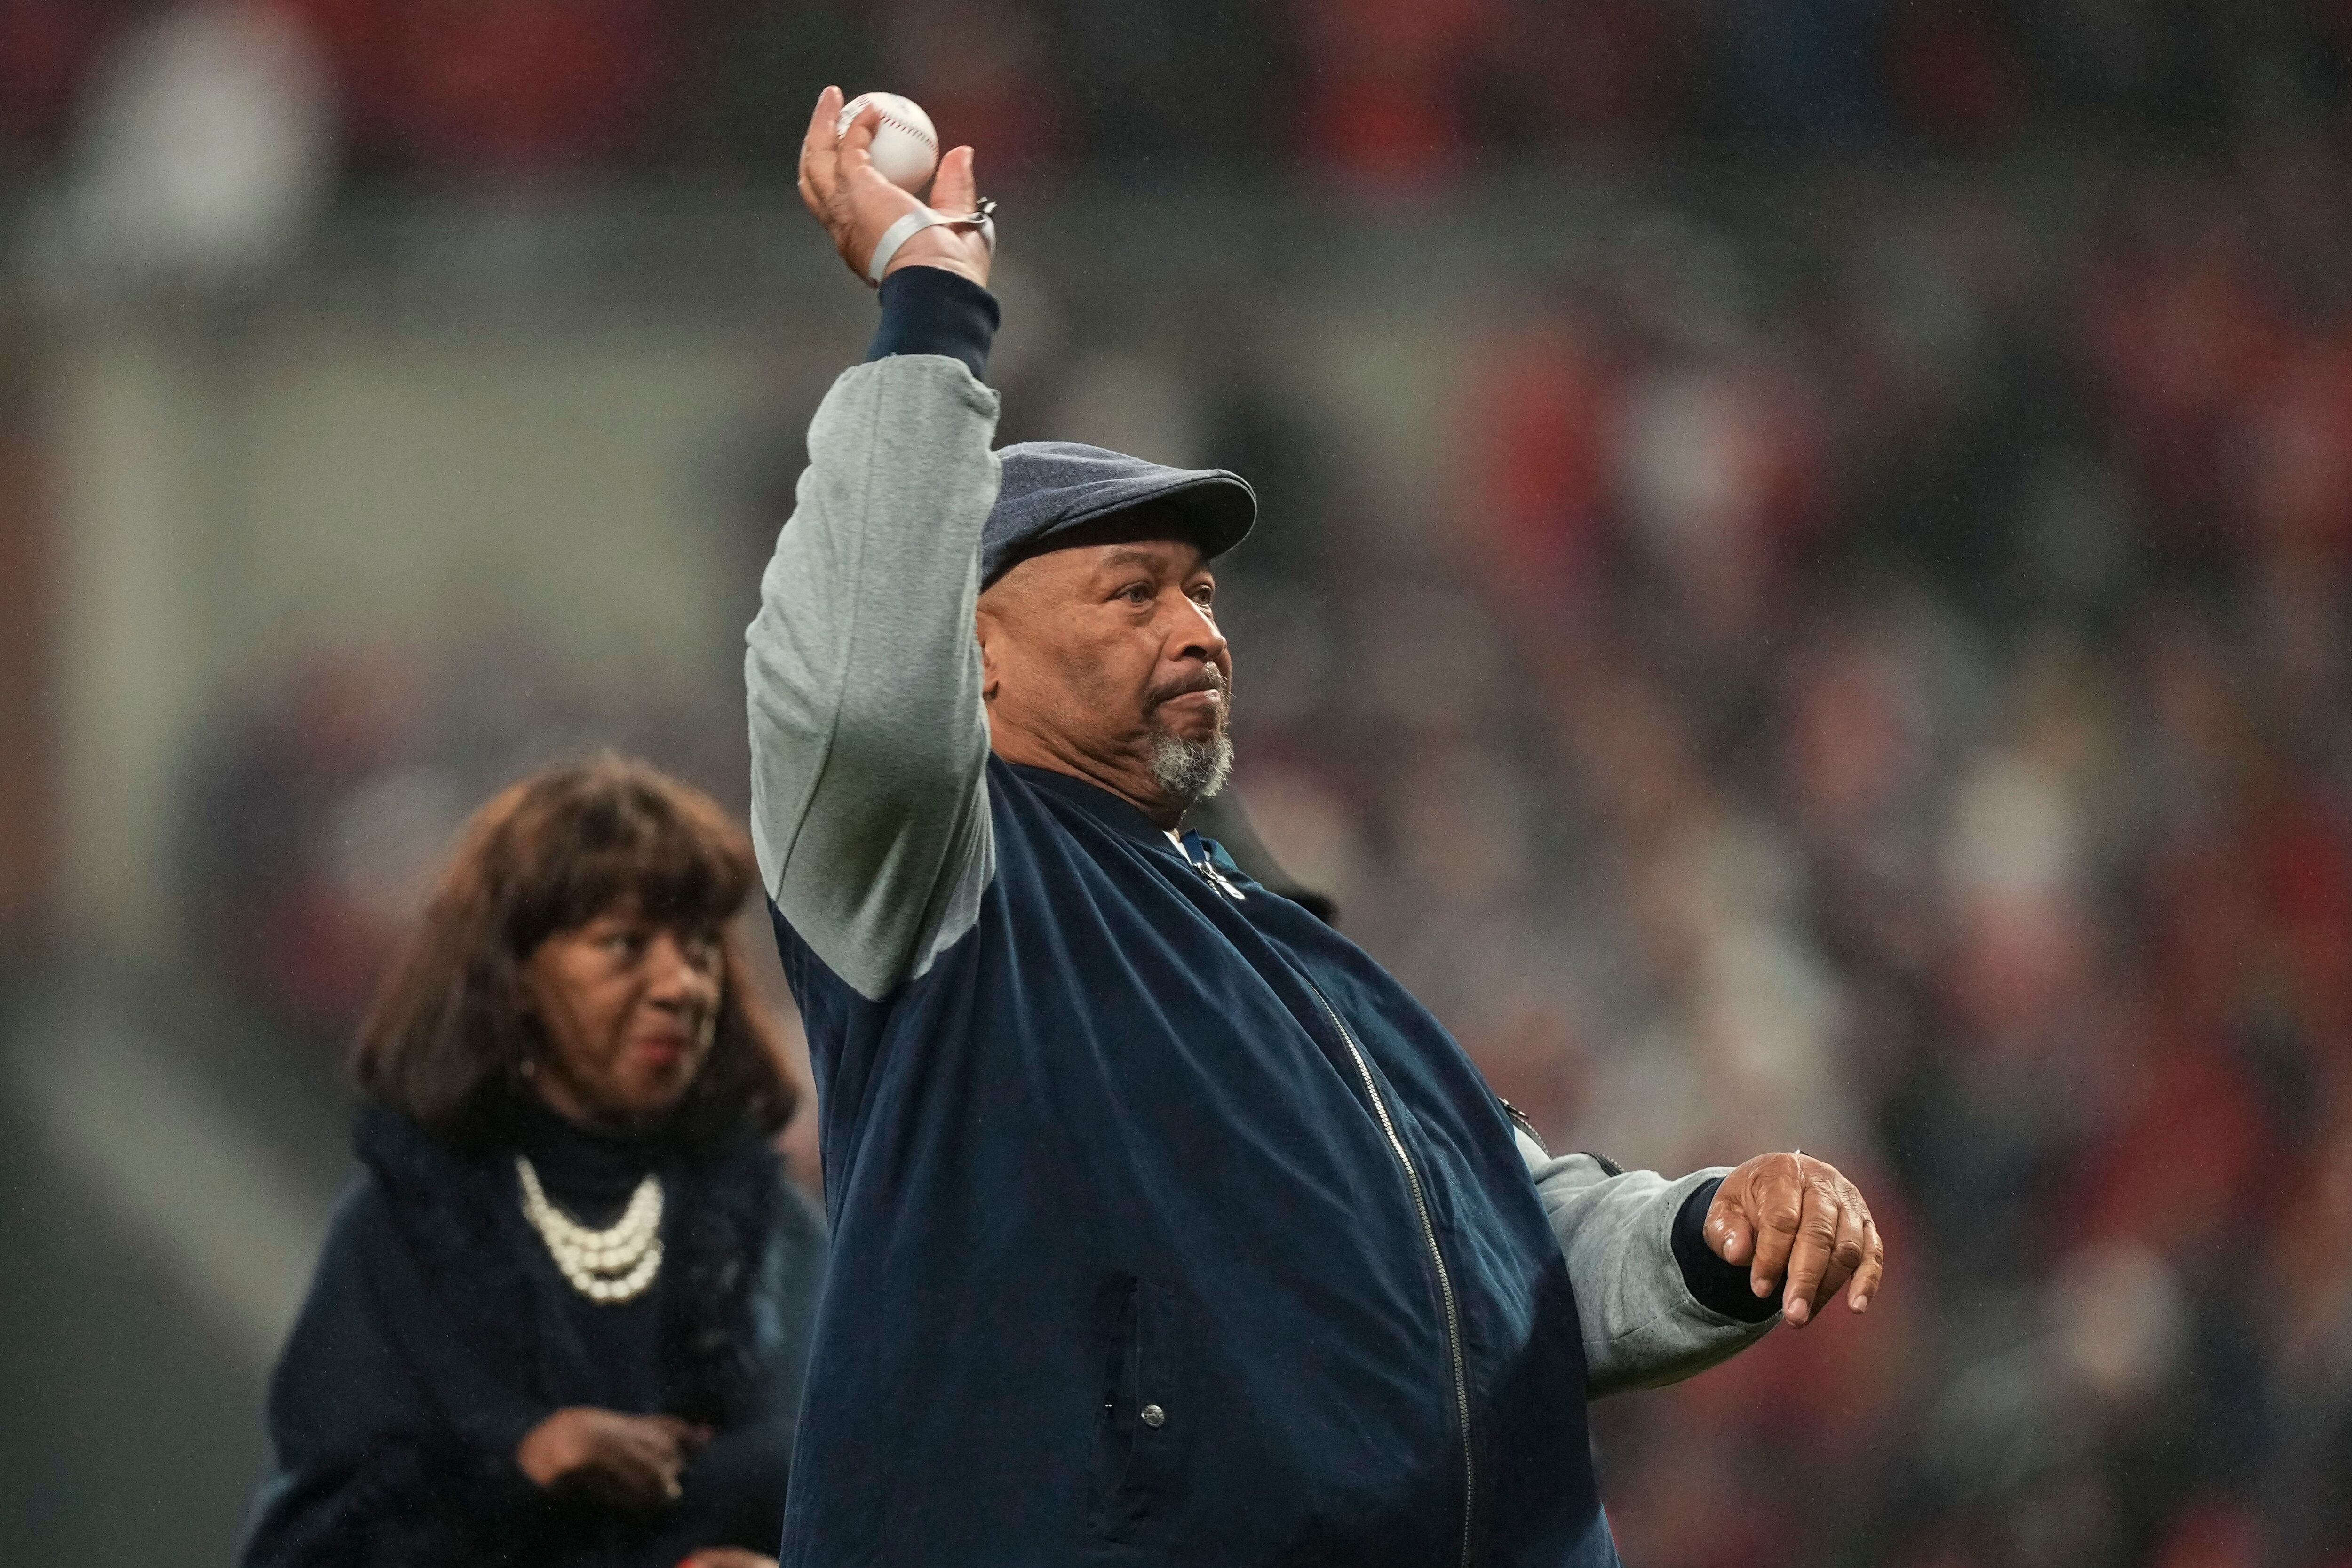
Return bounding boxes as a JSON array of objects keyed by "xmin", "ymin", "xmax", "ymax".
[{"xmin": 983, "ymin": 441, "xmax": 1255, "ymax": 586}]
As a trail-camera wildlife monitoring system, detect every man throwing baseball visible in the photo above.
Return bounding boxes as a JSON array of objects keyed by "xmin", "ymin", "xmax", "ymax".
[{"xmin": 750, "ymin": 88, "xmax": 1885, "ymax": 1567}]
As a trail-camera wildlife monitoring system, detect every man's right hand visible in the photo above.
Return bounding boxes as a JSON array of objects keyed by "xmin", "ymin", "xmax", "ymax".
[
  {"xmin": 798, "ymin": 85, "xmax": 990, "ymax": 290},
  {"xmin": 516, "ymin": 1407, "xmax": 710, "ymax": 1509},
  {"xmin": 1704, "ymin": 1151, "xmax": 1884, "ymax": 1327}
]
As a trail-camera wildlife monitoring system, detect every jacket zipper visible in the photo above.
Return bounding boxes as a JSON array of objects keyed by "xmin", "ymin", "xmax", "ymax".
[
  {"xmin": 1182, "ymin": 838, "xmax": 1248, "ymax": 901},
  {"xmin": 1306, "ymin": 978, "xmax": 1475, "ymax": 1568},
  {"xmin": 1183, "ymin": 847, "xmax": 1475, "ymax": 1563}
]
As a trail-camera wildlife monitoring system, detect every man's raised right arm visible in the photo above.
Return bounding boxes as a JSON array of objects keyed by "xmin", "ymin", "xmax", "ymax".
[{"xmin": 748, "ymin": 92, "xmax": 1004, "ymax": 1000}]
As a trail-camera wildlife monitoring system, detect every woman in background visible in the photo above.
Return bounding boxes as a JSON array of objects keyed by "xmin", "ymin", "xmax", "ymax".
[{"xmin": 244, "ymin": 757, "xmax": 825, "ymax": 1568}]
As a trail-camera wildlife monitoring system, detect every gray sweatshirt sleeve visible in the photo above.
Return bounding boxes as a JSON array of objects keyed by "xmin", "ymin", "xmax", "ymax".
[
  {"xmin": 745, "ymin": 353, "xmax": 1002, "ymax": 1000},
  {"xmin": 1517, "ymin": 1133, "xmax": 1780, "ymax": 1397}
]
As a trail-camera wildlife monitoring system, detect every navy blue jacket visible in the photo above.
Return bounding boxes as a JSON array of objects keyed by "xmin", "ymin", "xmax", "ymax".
[{"xmin": 769, "ymin": 764, "xmax": 1611, "ymax": 1565}]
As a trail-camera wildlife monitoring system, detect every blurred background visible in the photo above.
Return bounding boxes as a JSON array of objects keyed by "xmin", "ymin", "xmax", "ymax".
[{"xmin": 6, "ymin": 1, "xmax": 2352, "ymax": 1565}]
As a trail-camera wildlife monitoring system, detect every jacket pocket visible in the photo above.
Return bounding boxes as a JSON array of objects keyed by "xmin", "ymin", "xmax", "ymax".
[{"xmin": 1087, "ymin": 1273, "xmax": 1189, "ymax": 1540}]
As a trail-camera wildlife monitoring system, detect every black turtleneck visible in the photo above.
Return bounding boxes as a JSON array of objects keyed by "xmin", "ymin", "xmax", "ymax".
[
  {"xmin": 512, "ymin": 1095, "xmax": 668, "ymax": 1416},
  {"xmin": 514, "ymin": 1093, "xmax": 664, "ymax": 1226}
]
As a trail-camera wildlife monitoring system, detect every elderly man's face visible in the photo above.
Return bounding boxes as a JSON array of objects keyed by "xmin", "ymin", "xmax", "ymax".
[{"xmin": 975, "ymin": 536, "xmax": 1233, "ymax": 826}]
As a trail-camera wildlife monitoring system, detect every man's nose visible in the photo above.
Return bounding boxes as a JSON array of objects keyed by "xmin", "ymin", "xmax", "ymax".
[{"xmin": 1170, "ymin": 597, "xmax": 1229, "ymax": 666}]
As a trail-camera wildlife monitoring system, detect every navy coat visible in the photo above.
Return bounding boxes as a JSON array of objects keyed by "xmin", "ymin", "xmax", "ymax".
[{"xmin": 243, "ymin": 1106, "xmax": 826, "ymax": 1568}]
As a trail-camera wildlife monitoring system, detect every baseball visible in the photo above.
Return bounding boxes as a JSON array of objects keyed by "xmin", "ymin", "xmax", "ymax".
[{"xmin": 835, "ymin": 91, "xmax": 939, "ymax": 193}]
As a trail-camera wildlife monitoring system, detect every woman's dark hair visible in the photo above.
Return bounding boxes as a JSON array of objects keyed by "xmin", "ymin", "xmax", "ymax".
[{"xmin": 355, "ymin": 755, "xmax": 797, "ymax": 1147}]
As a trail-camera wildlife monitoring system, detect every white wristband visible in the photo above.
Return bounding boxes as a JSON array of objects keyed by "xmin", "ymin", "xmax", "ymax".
[{"xmin": 866, "ymin": 199, "xmax": 998, "ymax": 286}]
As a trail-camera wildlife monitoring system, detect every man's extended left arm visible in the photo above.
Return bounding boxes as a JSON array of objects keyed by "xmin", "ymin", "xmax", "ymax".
[{"xmin": 1524, "ymin": 1139, "xmax": 1884, "ymax": 1397}]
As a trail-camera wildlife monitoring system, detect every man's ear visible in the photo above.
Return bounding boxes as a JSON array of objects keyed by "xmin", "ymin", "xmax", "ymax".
[{"xmin": 974, "ymin": 606, "xmax": 1001, "ymax": 702}]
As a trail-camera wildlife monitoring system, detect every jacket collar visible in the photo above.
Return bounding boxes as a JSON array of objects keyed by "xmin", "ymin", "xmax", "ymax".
[{"xmin": 1006, "ymin": 760, "xmax": 1175, "ymax": 846}]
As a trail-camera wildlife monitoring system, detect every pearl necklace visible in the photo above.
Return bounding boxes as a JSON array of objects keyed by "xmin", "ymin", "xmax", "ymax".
[{"xmin": 516, "ymin": 1155, "xmax": 665, "ymax": 1304}]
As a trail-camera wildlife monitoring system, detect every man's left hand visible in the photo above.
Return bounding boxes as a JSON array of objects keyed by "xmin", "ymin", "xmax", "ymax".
[
  {"xmin": 797, "ymin": 86, "xmax": 990, "ymax": 289},
  {"xmin": 1703, "ymin": 1152, "xmax": 1885, "ymax": 1327}
]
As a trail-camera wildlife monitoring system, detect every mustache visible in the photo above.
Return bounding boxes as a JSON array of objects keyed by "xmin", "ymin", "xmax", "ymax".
[{"xmin": 1146, "ymin": 668, "xmax": 1232, "ymax": 708}]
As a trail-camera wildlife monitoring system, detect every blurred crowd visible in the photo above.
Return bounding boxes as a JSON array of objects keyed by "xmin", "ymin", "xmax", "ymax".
[
  {"xmin": 1236, "ymin": 160, "xmax": 2352, "ymax": 1567},
  {"xmin": 176, "ymin": 640, "xmax": 747, "ymax": 1056},
  {"xmin": 168, "ymin": 153, "xmax": 2352, "ymax": 1566},
  {"xmin": 23, "ymin": 3, "xmax": 2352, "ymax": 1568},
  {"xmin": 7, "ymin": 0, "xmax": 2352, "ymax": 184}
]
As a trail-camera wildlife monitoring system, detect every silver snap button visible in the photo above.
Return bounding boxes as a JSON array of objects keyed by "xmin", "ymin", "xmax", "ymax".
[{"xmin": 1140, "ymin": 1403, "xmax": 1166, "ymax": 1429}]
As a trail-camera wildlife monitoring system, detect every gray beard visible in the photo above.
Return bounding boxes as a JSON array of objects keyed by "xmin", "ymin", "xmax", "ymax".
[{"xmin": 1148, "ymin": 729, "xmax": 1233, "ymax": 804}]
